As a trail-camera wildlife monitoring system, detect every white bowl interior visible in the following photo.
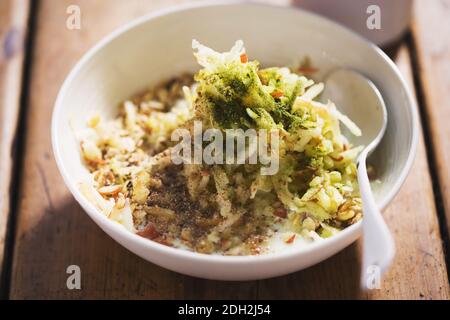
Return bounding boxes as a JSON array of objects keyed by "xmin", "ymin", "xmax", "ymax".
[{"xmin": 52, "ymin": 3, "xmax": 417, "ymax": 280}]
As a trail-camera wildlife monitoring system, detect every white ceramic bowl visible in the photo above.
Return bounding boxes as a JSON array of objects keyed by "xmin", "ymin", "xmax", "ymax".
[{"xmin": 52, "ymin": 1, "xmax": 418, "ymax": 280}]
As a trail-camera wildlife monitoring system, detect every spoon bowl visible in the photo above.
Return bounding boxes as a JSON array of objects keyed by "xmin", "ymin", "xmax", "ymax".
[{"xmin": 322, "ymin": 69, "xmax": 387, "ymax": 150}]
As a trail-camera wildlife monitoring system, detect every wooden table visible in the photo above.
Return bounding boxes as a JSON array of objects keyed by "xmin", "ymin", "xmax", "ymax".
[{"xmin": 0, "ymin": 0, "xmax": 449, "ymax": 299}]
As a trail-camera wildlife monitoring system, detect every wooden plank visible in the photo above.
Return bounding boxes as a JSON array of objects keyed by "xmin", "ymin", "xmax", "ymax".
[
  {"xmin": 257, "ymin": 45, "xmax": 449, "ymax": 300},
  {"xmin": 0, "ymin": 0, "xmax": 30, "ymax": 293},
  {"xmin": 9, "ymin": 0, "xmax": 449, "ymax": 299},
  {"xmin": 367, "ymin": 45, "xmax": 449, "ymax": 299},
  {"xmin": 412, "ymin": 0, "xmax": 450, "ymax": 239}
]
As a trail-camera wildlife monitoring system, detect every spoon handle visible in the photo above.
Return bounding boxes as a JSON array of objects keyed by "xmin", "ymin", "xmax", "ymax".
[{"xmin": 358, "ymin": 150, "xmax": 395, "ymax": 290}]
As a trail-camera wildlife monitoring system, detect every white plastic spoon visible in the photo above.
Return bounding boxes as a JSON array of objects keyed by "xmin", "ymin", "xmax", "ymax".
[{"xmin": 322, "ymin": 69, "xmax": 394, "ymax": 289}]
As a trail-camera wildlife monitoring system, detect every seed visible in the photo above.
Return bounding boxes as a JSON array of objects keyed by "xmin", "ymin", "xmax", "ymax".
[
  {"xmin": 350, "ymin": 212, "xmax": 363, "ymax": 224},
  {"xmin": 143, "ymin": 100, "xmax": 164, "ymax": 111},
  {"xmin": 337, "ymin": 210, "xmax": 355, "ymax": 221},
  {"xmin": 136, "ymin": 222, "xmax": 160, "ymax": 240},
  {"xmin": 338, "ymin": 200, "xmax": 352, "ymax": 212},
  {"xmin": 181, "ymin": 228, "xmax": 192, "ymax": 241},
  {"xmin": 98, "ymin": 185, "xmax": 121, "ymax": 197}
]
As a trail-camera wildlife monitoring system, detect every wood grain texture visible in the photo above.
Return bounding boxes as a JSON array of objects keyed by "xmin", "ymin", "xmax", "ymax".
[
  {"xmin": 8, "ymin": 0, "xmax": 450, "ymax": 299},
  {"xmin": 0, "ymin": 0, "xmax": 30, "ymax": 292},
  {"xmin": 412, "ymin": 0, "xmax": 450, "ymax": 236},
  {"xmin": 367, "ymin": 45, "xmax": 449, "ymax": 299}
]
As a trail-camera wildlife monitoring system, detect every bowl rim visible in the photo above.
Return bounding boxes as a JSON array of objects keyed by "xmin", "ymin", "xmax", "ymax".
[{"xmin": 51, "ymin": 0, "xmax": 419, "ymax": 265}]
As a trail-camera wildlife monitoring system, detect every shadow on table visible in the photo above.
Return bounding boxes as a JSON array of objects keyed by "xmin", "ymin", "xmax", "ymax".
[
  {"xmin": 9, "ymin": 194, "xmax": 363, "ymax": 299},
  {"xmin": 382, "ymin": 36, "xmax": 405, "ymax": 60},
  {"xmin": 182, "ymin": 243, "xmax": 362, "ymax": 299}
]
